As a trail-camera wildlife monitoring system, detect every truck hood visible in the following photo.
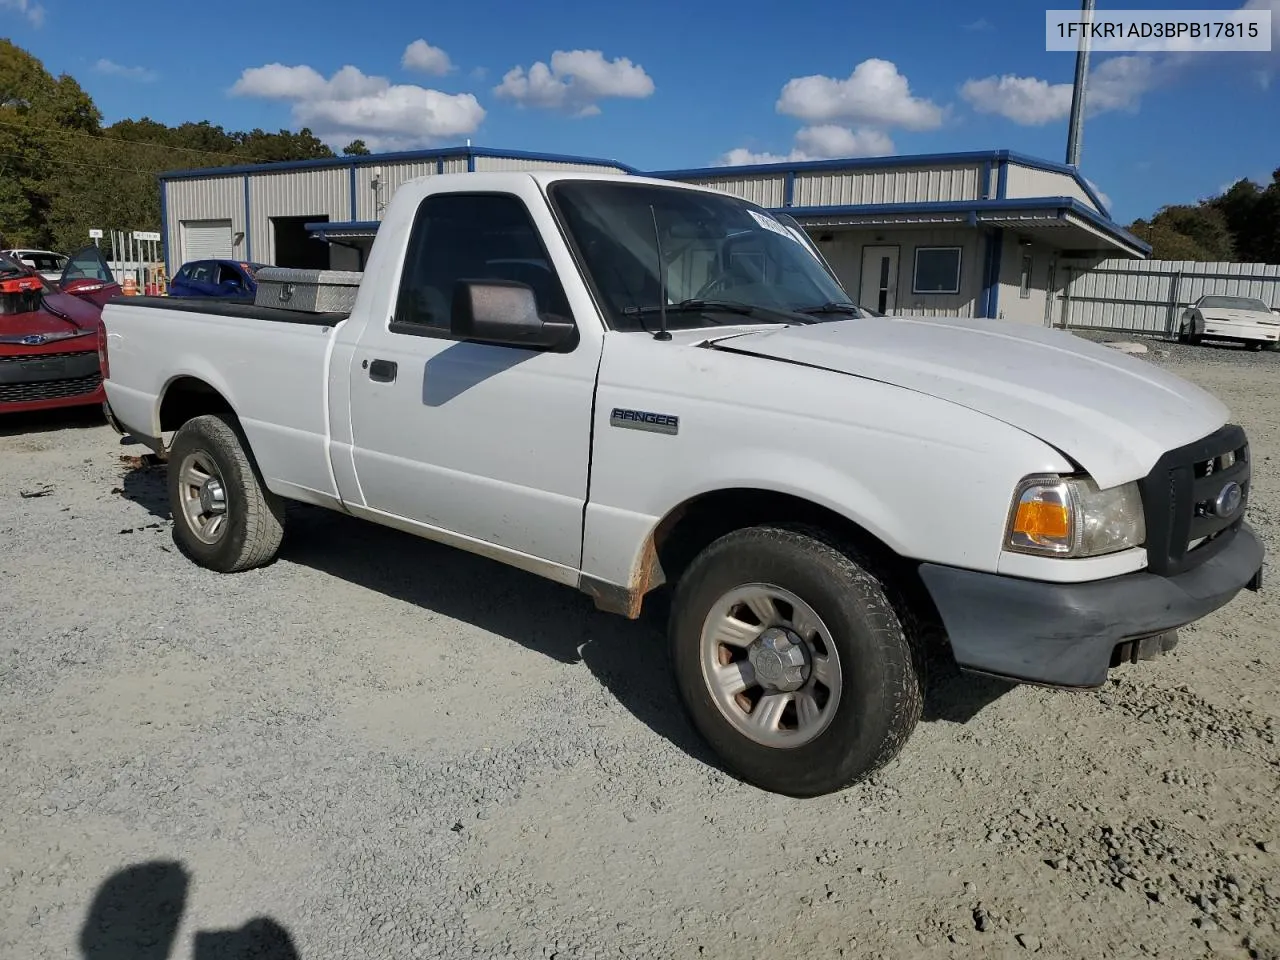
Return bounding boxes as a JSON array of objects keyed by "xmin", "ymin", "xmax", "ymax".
[
  {"xmin": 1199, "ymin": 308, "xmax": 1280, "ymax": 325},
  {"xmin": 706, "ymin": 315, "xmax": 1229, "ymax": 488}
]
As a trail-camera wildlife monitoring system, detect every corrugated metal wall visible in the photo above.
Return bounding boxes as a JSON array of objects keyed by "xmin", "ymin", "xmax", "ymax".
[
  {"xmin": 1003, "ymin": 164, "xmax": 1098, "ymax": 212},
  {"xmin": 354, "ymin": 161, "xmax": 437, "ymax": 221},
  {"xmin": 164, "ymin": 176, "xmax": 246, "ymax": 265},
  {"xmin": 678, "ymin": 175, "xmax": 786, "ymax": 208},
  {"xmin": 472, "ymin": 156, "xmax": 625, "ymax": 173},
  {"xmin": 794, "ymin": 164, "xmax": 984, "ymax": 207},
  {"xmin": 1059, "ymin": 259, "xmax": 1280, "ymax": 333},
  {"xmin": 248, "ymin": 168, "xmax": 349, "ymax": 263}
]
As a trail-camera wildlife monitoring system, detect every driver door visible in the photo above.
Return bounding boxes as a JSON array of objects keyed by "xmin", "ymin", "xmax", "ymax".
[
  {"xmin": 344, "ymin": 189, "xmax": 603, "ymax": 574},
  {"xmin": 58, "ymin": 246, "xmax": 121, "ymax": 308}
]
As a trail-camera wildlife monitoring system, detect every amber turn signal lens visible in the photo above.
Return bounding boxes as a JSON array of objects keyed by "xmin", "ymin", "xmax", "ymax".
[{"xmin": 1013, "ymin": 500, "xmax": 1070, "ymax": 541}]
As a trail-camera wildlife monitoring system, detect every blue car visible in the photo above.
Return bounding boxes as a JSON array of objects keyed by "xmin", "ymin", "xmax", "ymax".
[{"xmin": 169, "ymin": 259, "xmax": 264, "ymax": 299}]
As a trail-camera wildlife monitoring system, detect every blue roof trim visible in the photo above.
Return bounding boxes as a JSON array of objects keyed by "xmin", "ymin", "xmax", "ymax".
[
  {"xmin": 647, "ymin": 150, "xmax": 1007, "ymax": 181},
  {"xmin": 160, "ymin": 145, "xmax": 639, "ymax": 181},
  {"xmin": 773, "ymin": 197, "xmax": 1151, "ymax": 257}
]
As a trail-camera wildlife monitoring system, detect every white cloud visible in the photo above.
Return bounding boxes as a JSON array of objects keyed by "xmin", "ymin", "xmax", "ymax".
[
  {"xmin": 775, "ymin": 59, "xmax": 944, "ymax": 130},
  {"xmin": 93, "ymin": 59, "xmax": 158, "ymax": 83},
  {"xmin": 494, "ymin": 49, "xmax": 654, "ymax": 117},
  {"xmin": 0, "ymin": 0, "xmax": 43, "ymax": 26},
  {"xmin": 231, "ymin": 63, "xmax": 484, "ymax": 151},
  {"xmin": 720, "ymin": 125, "xmax": 895, "ymax": 165},
  {"xmin": 964, "ymin": 17, "xmax": 994, "ymax": 31},
  {"xmin": 232, "ymin": 64, "xmax": 331, "ymax": 100},
  {"xmin": 1087, "ymin": 55, "xmax": 1156, "ymax": 112},
  {"xmin": 960, "ymin": 74, "xmax": 1072, "ymax": 125},
  {"xmin": 960, "ymin": 55, "xmax": 1157, "ymax": 125},
  {"xmin": 402, "ymin": 39, "xmax": 452, "ymax": 76},
  {"xmin": 795, "ymin": 125, "xmax": 895, "ymax": 158}
]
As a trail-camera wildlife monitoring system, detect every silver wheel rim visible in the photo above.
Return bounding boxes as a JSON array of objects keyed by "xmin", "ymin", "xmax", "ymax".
[
  {"xmin": 699, "ymin": 583, "xmax": 843, "ymax": 748},
  {"xmin": 176, "ymin": 451, "xmax": 228, "ymax": 545}
]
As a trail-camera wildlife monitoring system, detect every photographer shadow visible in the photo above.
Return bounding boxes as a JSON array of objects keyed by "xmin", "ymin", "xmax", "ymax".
[{"xmin": 80, "ymin": 860, "xmax": 299, "ymax": 960}]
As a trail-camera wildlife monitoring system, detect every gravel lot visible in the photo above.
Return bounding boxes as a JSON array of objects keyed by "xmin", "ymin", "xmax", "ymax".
[{"xmin": 2, "ymin": 335, "xmax": 1278, "ymax": 960}]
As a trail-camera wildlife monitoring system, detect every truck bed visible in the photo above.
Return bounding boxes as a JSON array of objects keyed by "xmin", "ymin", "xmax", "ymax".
[
  {"xmin": 102, "ymin": 297, "xmax": 345, "ymax": 508},
  {"xmin": 122, "ymin": 296, "xmax": 348, "ymax": 327}
]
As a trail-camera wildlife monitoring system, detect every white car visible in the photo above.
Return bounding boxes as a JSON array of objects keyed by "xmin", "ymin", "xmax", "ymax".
[
  {"xmin": 1, "ymin": 248, "xmax": 69, "ymax": 284},
  {"xmin": 1179, "ymin": 294, "xmax": 1280, "ymax": 350},
  {"xmin": 98, "ymin": 172, "xmax": 1264, "ymax": 796}
]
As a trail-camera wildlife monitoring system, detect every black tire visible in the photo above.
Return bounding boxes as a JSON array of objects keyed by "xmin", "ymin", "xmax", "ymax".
[
  {"xmin": 669, "ymin": 525, "xmax": 923, "ymax": 797},
  {"xmin": 167, "ymin": 413, "xmax": 285, "ymax": 573},
  {"xmin": 1248, "ymin": 341, "xmax": 1264, "ymax": 352}
]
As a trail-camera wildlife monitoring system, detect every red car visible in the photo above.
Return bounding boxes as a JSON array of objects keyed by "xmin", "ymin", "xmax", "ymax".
[{"xmin": 0, "ymin": 247, "xmax": 121, "ymax": 415}]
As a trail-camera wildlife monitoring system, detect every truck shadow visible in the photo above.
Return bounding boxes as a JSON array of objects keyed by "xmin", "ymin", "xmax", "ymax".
[
  {"xmin": 276, "ymin": 506, "xmax": 1012, "ymax": 762},
  {"xmin": 113, "ymin": 463, "xmax": 1014, "ymax": 771},
  {"xmin": 0, "ymin": 405, "xmax": 105, "ymax": 437},
  {"xmin": 80, "ymin": 859, "xmax": 299, "ymax": 960}
]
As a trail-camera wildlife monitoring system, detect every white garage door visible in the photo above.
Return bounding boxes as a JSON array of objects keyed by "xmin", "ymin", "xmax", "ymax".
[{"xmin": 180, "ymin": 219, "xmax": 233, "ymax": 263}]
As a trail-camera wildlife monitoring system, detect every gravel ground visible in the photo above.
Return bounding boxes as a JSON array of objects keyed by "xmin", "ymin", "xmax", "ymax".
[{"xmin": 2, "ymin": 337, "xmax": 1278, "ymax": 960}]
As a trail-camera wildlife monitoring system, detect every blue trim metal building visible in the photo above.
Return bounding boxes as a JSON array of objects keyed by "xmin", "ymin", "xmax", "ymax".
[{"xmin": 158, "ymin": 145, "xmax": 1150, "ymax": 327}]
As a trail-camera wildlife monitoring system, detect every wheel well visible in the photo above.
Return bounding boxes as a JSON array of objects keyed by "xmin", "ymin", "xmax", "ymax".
[
  {"xmin": 652, "ymin": 489, "xmax": 902, "ymax": 588},
  {"xmin": 159, "ymin": 377, "xmax": 235, "ymax": 433},
  {"xmin": 641, "ymin": 488, "xmax": 945, "ymax": 655}
]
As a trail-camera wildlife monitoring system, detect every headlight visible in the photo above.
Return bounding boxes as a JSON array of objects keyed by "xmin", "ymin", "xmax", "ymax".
[{"xmin": 1006, "ymin": 475, "xmax": 1145, "ymax": 558}]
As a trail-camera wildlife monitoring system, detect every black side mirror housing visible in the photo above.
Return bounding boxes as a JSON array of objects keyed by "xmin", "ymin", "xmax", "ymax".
[{"xmin": 450, "ymin": 279, "xmax": 576, "ymax": 350}]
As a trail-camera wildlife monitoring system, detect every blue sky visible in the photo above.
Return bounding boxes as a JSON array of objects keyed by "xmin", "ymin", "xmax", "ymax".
[{"xmin": 3, "ymin": 0, "xmax": 1277, "ymax": 223}]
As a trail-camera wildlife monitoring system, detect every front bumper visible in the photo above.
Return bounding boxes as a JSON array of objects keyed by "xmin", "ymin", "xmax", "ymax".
[{"xmin": 918, "ymin": 522, "xmax": 1264, "ymax": 689}]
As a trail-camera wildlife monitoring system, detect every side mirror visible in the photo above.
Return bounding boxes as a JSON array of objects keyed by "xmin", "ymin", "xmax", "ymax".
[{"xmin": 450, "ymin": 280, "xmax": 575, "ymax": 350}]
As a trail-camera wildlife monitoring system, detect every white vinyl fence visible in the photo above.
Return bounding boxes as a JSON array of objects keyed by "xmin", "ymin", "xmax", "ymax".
[{"xmin": 1057, "ymin": 260, "xmax": 1280, "ymax": 336}]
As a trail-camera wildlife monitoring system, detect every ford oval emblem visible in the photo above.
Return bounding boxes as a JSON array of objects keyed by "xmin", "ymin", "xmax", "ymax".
[
  {"xmin": 20, "ymin": 334, "xmax": 47, "ymax": 345},
  {"xmin": 1213, "ymin": 481, "xmax": 1243, "ymax": 518}
]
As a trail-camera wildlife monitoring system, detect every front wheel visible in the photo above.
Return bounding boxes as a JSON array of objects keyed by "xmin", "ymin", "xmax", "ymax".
[
  {"xmin": 167, "ymin": 413, "xmax": 285, "ymax": 573},
  {"xmin": 669, "ymin": 526, "xmax": 923, "ymax": 797}
]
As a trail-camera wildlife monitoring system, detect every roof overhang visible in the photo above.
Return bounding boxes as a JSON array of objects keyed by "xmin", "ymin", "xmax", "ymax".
[
  {"xmin": 302, "ymin": 198, "xmax": 1150, "ymax": 261},
  {"xmin": 779, "ymin": 197, "xmax": 1150, "ymax": 259},
  {"xmin": 306, "ymin": 221, "xmax": 380, "ymax": 241}
]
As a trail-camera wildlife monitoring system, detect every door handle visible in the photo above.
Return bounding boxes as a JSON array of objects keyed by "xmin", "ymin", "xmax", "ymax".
[{"xmin": 368, "ymin": 359, "xmax": 398, "ymax": 383}]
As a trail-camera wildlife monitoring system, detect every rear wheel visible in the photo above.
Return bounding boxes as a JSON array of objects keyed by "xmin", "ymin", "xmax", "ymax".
[
  {"xmin": 167, "ymin": 414, "xmax": 285, "ymax": 573},
  {"xmin": 669, "ymin": 525, "xmax": 922, "ymax": 797}
]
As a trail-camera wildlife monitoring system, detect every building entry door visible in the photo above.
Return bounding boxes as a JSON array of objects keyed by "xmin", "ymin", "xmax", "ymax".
[{"xmin": 859, "ymin": 245, "xmax": 899, "ymax": 314}]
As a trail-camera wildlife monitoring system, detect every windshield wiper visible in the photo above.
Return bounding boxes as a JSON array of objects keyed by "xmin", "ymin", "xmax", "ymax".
[
  {"xmin": 623, "ymin": 299, "xmax": 808, "ymax": 325},
  {"xmin": 796, "ymin": 301, "xmax": 862, "ymax": 317}
]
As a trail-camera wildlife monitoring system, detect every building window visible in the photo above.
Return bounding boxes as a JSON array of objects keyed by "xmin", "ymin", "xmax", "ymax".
[
  {"xmin": 1020, "ymin": 255, "xmax": 1033, "ymax": 299},
  {"xmin": 912, "ymin": 247, "xmax": 962, "ymax": 295}
]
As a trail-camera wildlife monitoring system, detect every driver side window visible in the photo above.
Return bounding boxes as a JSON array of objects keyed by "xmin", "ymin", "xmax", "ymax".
[{"xmin": 393, "ymin": 192, "xmax": 572, "ymax": 335}]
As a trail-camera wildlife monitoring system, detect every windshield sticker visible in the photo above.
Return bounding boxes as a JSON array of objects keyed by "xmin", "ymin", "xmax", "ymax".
[{"xmin": 748, "ymin": 210, "xmax": 797, "ymax": 240}]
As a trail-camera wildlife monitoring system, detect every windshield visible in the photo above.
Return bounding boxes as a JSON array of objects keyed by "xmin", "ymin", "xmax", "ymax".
[
  {"xmin": 1200, "ymin": 295, "xmax": 1271, "ymax": 312},
  {"xmin": 548, "ymin": 180, "xmax": 854, "ymax": 332}
]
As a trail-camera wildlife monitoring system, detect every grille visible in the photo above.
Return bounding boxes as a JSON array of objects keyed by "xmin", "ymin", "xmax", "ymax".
[
  {"xmin": 1138, "ymin": 423, "xmax": 1249, "ymax": 577},
  {"xmin": 0, "ymin": 350, "xmax": 96, "ymax": 364},
  {"xmin": 0, "ymin": 372, "xmax": 102, "ymax": 404}
]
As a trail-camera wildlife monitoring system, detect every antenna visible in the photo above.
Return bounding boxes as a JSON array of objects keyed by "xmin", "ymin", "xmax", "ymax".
[{"xmin": 649, "ymin": 204, "xmax": 672, "ymax": 341}]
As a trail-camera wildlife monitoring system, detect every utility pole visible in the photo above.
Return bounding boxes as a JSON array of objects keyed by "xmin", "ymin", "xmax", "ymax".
[{"xmin": 1065, "ymin": 0, "xmax": 1095, "ymax": 166}]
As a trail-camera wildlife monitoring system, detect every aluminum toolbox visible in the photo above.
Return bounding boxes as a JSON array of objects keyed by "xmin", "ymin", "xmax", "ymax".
[{"xmin": 253, "ymin": 268, "xmax": 363, "ymax": 313}]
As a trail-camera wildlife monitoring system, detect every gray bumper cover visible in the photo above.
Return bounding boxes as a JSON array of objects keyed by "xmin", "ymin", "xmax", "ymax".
[{"xmin": 918, "ymin": 524, "xmax": 1264, "ymax": 688}]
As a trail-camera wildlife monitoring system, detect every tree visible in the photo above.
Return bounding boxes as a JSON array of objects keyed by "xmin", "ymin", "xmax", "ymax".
[
  {"xmin": 343, "ymin": 139, "xmax": 371, "ymax": 156},
  {"xmin": 1128, "ymin": 204, "xmax": 1235, "ymax": 261},
  {"xmin": 0, "ymin": 39, "xmax": 101, "ymax": 247}
]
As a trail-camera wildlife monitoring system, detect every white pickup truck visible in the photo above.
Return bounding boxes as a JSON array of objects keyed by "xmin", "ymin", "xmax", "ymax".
[{"xmin": 101, "ymin": 171, "xmax": 1264, "ymax": 796}]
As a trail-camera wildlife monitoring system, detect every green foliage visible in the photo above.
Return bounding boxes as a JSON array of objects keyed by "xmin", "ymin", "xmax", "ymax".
[
  {"xmin": 0, "ymin": 41, "xmax": 337, "ymax": 256},
  {"xmin": 342, "ymin": 139, "xmax": 371, "ymax": 156},
  {"xmin": 1130, "ymin": 170, "xmax": 1280, "ymax": 265}
]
